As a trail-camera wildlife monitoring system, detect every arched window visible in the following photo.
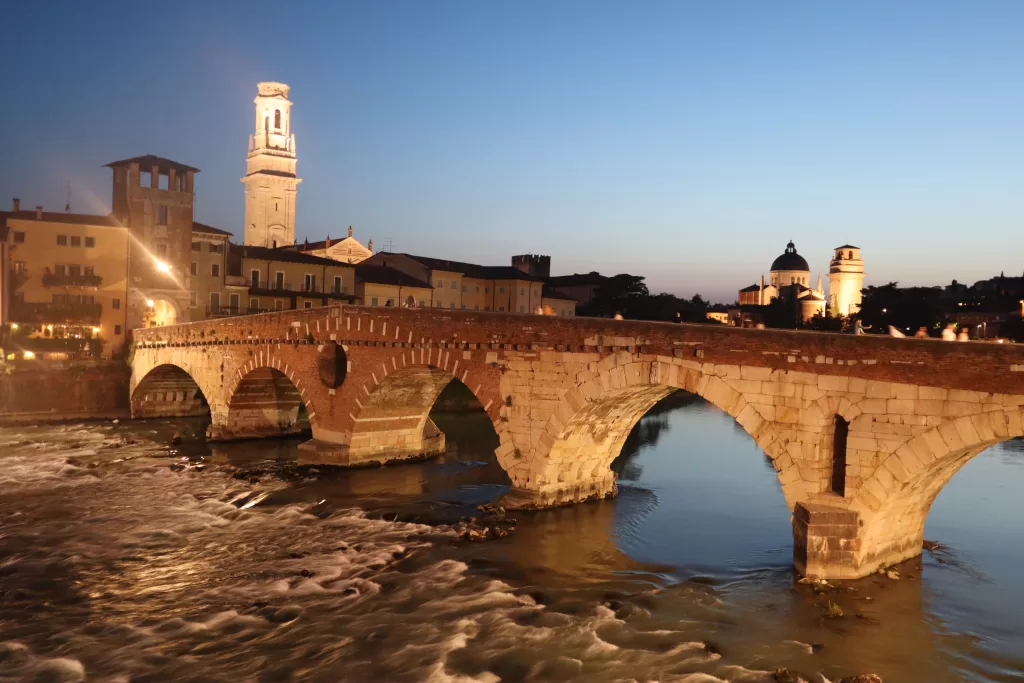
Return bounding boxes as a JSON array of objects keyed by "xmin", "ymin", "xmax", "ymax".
[
  {"xmin": 274, "ymin": 110, "xmax": 281, "ymax": 130},
  {"xmin": 848, "ymin": 250, "xmax": 853, "ymax": 260}
]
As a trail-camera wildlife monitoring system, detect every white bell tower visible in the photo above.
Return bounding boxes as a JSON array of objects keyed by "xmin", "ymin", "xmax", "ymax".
[{"xmin": 242, "ymin": 82, "xmax": 301, "ymax": 248}]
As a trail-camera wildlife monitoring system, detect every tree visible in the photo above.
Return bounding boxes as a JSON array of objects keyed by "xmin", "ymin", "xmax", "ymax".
[{"xmin": 581, "ymin": 274, "xmax": 649, "ymax": 317}]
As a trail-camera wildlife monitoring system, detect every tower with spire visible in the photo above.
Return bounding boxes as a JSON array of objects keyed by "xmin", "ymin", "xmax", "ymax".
[{"xmin": 242, "ymin": 82, "xmax": 301, "ymax": 248}]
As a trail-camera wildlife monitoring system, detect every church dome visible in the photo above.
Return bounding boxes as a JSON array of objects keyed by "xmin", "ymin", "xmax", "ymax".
[{"xmin": 770, "ymin": 241, "xmax": 810, "ymax": 272}]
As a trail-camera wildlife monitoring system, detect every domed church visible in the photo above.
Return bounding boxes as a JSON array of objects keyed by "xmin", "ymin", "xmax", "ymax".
[{"xmin": 738, "ymin": 241, "xmax": 826, "ymax": 322}]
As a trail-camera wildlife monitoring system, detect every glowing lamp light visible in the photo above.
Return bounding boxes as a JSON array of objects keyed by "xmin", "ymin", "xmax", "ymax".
[
  {"xmin": 155, "ymin": 260, "xmax": 171, "ymax": 274},
  {"xmin": 146, "ymin": 299, "xmax": 155, "ymax": 308},
  {"xmin": 91, "ymin": 326, "xmax": 101, "ymax": 334},
  {"xmin": 23, "ymin": 351, "xmax": 35, "ymax": 360},
  {"xmin": 10, "ymin": 323, "xmax": 17, "ymax": 331}
]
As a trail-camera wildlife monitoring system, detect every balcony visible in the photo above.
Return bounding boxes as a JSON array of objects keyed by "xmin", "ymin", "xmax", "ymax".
[
  {"xmin": 9, "ymin": 301, "xmax": 103, "ymax": 325},
  {"xmin": 42, "ymin": 272, "xmax": 104, "ymax": 288}
]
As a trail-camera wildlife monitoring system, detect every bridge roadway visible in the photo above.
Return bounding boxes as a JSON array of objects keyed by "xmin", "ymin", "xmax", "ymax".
[{"xmin": 130, "ymin": 305, "xmax": 1024, "ymax": 579}]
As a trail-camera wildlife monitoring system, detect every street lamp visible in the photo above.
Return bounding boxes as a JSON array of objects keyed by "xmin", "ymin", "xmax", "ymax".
[
  {"xmin": 146, "ymin": 299, "xmax": 155, "ymax": 308},
  {"xmin": 155, "ymin": 260, "xmax": 171, "ymax": 274}
]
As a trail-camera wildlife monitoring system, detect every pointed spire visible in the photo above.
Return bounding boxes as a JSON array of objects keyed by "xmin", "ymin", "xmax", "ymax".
[{"xmin": 348, "ymin": 225, "xmax": 353, "ymax": 238}]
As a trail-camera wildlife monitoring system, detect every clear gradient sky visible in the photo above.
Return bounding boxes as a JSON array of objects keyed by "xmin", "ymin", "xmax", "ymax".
[{"xmin": 2, "ymin": 1, "xmax": 1021, "ymax": 302}]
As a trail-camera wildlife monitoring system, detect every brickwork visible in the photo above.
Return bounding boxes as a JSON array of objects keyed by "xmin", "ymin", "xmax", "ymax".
[{"xmin": 131, "ymin": 307, "xmax": 1024, "ymax": 578}]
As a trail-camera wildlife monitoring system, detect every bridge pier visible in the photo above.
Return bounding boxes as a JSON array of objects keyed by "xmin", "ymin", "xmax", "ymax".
[{"xmin": 297, "ymin": 418, "xmax": 446, "ymax": 466}]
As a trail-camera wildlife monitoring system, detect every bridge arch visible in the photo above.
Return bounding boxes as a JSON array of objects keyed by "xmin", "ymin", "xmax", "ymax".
[
  {"xmin": 221, "ymin": 357, "xmax": 319, "ymax": 440},
  {"xmin": 850, "ymin": 407, "xmax": 1024, "ymax": 571},
  {"xmin": 131, "ymin": 362, "xmax": 213, "ymax": 420},
  {"xmin": 345, "ymin": 351, "xmax": 505, "ymax": 465},
  {"xmin": 504, "ymin": 353, "xmax": 806, "ymax": 509}
]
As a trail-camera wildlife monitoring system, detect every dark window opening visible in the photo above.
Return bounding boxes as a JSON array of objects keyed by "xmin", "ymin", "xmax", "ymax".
[
  {"xmin": 13, "ymin": 231, "xmax": 25, "ymax": 244},
  {"xmin": 274, "ymin": 109, "xmax": 281, "ymax": 129},
  {"xmin": 831, "ymin": 415, "xmax": 849, "ymax": 496}
]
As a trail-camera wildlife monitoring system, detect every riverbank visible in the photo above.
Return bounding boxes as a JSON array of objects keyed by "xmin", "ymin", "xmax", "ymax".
[{"xmin": 0, "ymin": 360, "xmax": 130, "ymax": 424}]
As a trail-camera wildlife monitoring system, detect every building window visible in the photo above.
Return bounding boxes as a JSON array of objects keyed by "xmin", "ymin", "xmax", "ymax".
[
  {"xmin": 251, "ymin": 270, "xmax": 260, "ymax": 288},
  {"xmin": 371, "ymin": 297, "xmax": 379, "ymax": 307},
  {"xmin": 519, "ymin": 306, "xmax": 525, "ymax": 312},
  {"xmin": 450, "ymin": 281, "xmax": 456, "ymax": 289},
  {"xmin": 419, "ymin": 300, "xmax": 425, "ymax": 307},
  {"xmin": 450, "ymin": 303, "xmax": 455, "ymax": 310},
  {"xmin": 484, "ymin": 287, "xmax": 490, "ymax": 293},
  {"xmin": 85, "ymin": 237, "xmax": 95, "ymax": 248},
  {"xmin": 230, "ymin": 293, "xmax": 240, "ymax": 310},
  {"xmin": 212, "ymin": 263, "xmax": 220, "ymax": 277},
  {"xmin": 13, "ymin": 231, "xmax": 25, "ymax": 243},
  {"xmin": 68, "ymin": 264, "xmax": 81, "ymax": 276},
  {"xmin": 140, "ymin": 171, "xmax": 151, "ymax": 188},
  {"xmin": 189, "ymin": 291, "xmax": 198, "ymax": 307},
  {"xmin": 499, "ymin": 287, "xmax": 505, "ymax": 294},
  {"xmin": 436, "ymin": 279, "xmax": 443, "ymax": 287},
  {"xmin": 274, "ymin": 299, "xmax": 284, "ymax": 311},
  {"xmin": 192, "ymin": 242, "xmax": 201, "ymax": 251},
  {"xmin": 462, "ymin": 285, "xmax": 467, "ymax": 292},
  {"xmin": 520, "ymin": 287, "xmax": 525, "ymax": 295},
  {"xmin": 57, "ymin": 235, "xmax": 67, "ymax": 246},
  {"xmin": 112, "ymin": 298, "xmax": 120, "ymax": 310},
  {"xmin": 435, "ymin": 301, "xmax": 441, "ymax": 308},
  {"xmin": 156, "ymin": 244, "xmax": 167, "ymax": 258},
  {"xmin": 275, "ymin": 271, "xmax": 285, "ymax": 289},
  {"xmin": 250, "ymin": 298, "xmax": 259, "ymax": 311},
  {"xmin": 84, "ymin": 266, "xmax": 95, "ymax": 276},
  {"xmin": 334, "ymin": 276, "xmax": 342, "ymax": 293},
  {"xmin": 386, "ymin": 298, "xmax": 395, "ymax": 307},
  {"xmin": 190, "ymin": 262, "xmax": 198, "ymax": 276},
  {"xmin": 209, "ymin": 243, "xmax": 223, "ymax": 254},
  {"xmin": 304, "ymin": 301, "xmax": 312, "ymax": 309},
  {"xmin": 114, "ymin": 325, "xmax": 122, "ymax": 335},
  {"xmin": 54, "ymin": 264, "xmax": 67, "ymax": 276},
  {"xmin": 475, "ymin": 286, "xmax": 480, "ymax": 293},
  {"xmin": 499, "ymin": 306, "xmax": 505, "ymax": 312},
  {"xmin": 304, "ymin": 274, "xmax": 315, "ymax": 291},
  {"xmin": 462, "ymin": 304, "xmax": 467, "ymax": 309},
  {"xmin": 156, "ymin": 205, "xmax": 169, "ymax": 226},
  {"xmin": 70, "ymin": 236, "xmax": 81, "ymax": 247},
  {"xmin": 210, "ymin": 292, "xmax": 220, "ymax": 311},
  {"xmin": 274, "ymin": 109, "xmax": 281, "ymax": 129}
]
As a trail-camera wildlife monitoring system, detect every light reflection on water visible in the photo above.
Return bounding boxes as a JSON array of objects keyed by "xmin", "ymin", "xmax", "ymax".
[{"xmin": 0, "ymin": 391, "xmax": 1022, "ymax": 682}]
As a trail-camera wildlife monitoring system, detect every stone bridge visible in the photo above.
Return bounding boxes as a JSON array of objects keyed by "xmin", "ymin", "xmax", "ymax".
[{"xmin": 130, "ymin": 306, "xmax": 1024, "ymax": 579}]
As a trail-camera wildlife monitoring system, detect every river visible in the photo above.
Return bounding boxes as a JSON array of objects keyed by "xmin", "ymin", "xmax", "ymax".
[{"xmin": 0, "ymin": 389, "xmax": 1022, "ymax": 682}]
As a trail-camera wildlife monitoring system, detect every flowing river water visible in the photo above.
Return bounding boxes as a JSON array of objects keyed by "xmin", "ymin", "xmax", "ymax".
[{"xmin": 1, "ymin": 389, "xmax": 1022, "ymax": 682}]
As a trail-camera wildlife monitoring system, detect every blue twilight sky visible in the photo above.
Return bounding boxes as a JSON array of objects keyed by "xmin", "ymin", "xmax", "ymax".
[{"xmin": 1, "ymin": 1, "xmax": 1022, "ymax": 302}]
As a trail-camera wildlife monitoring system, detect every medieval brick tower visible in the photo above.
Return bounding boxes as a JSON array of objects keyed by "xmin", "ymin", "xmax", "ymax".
[{"xmin": 243, "ymin": 82, "xmax": 301, "ymax": 248}]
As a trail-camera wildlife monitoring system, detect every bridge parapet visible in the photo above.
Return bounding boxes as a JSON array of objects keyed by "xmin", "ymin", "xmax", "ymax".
[{"xmin": 130, "ymin": 306, "xmax": 1024, "ymax": 579}]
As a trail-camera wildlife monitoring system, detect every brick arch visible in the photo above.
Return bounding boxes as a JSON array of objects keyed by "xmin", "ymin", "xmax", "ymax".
[
  {"xmin": 509, "ymin": 354, "xmax": 802, "ymax": 509},
  {"xmin": 345, "ymin": 348, "xmax": 508, "ymax": 465},
  {"xmin": 130, "ymin": 361, "xmax": 215, "ymax": 420},
  {"xmin": 221, "ymin": 355, "xmax": 320, "ymax": 439}
]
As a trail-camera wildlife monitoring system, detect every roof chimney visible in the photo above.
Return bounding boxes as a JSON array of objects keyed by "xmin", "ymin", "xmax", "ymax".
[
  {"xmin": 368, "ymin": 239, "xmax": 373, "ymax": 252},
  {"xmin": 348, "ymin": 225, "xmax": 353, "ymax": 238},
  {"xmin": 35, "ymin": 205, "xmax": 43, "ymax": 219},
  {"xmin": 12, "ymin": 198, "xmax": 20, "ymax": 212},
  {"xmin": 325, "ymin": 234, "xmax": 331, "ymax": 249}
]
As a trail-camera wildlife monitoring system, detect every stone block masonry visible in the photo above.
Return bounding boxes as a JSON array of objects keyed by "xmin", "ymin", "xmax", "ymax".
[
  {"xmin": 0, "ymin": 360, "xmax": 130, "ymax": 424},
  {"xmin": 131, "ymin": 306, "xmax": 1024, "ymax": 579}
]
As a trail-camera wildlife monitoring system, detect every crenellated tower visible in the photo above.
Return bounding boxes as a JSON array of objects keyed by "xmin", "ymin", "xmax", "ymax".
[{"xmin": 242, "ymin": 82, "xmax": 301, "ymax": 248}]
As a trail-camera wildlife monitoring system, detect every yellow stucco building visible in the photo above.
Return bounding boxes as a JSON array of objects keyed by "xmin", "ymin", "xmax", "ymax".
[
  {"xmin": 361, "ymin": 252, "xmax": 577, "ymax": 316},
  {"xmin": 1, "ymin": 204, "xmax": 129, "ymax": 359}
]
